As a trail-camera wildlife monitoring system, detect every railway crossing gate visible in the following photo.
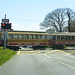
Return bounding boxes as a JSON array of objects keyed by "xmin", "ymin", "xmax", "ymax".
[{"xmin": 1, "ymin": 14, "xmax": 12, "ymax": 50}]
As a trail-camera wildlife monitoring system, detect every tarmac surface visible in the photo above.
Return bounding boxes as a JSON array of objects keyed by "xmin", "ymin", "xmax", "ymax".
[{"xmin": 0, "ymin": 48, "xmax": 75, "ymax": 75}]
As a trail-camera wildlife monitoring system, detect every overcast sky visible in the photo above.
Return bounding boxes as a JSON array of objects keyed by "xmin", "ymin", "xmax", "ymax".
[{"xmin": 0, "ymin": 0, "xmax": 75, "ymax": 31}]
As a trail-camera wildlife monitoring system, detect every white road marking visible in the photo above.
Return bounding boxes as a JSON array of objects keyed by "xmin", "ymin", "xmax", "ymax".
[
  {"xmin": 57, "ymin": 60, "xmax": 75, "ymax": 70},
  {"xmin": 44, "ymin": 54, "xmax": 75, "ymax": 70},
  {"xmin": 44, "ymin": 54, "xmax": 52, "ymax": 58}
]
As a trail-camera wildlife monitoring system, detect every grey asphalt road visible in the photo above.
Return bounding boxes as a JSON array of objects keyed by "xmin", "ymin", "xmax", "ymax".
[{"xmin": 0, "ymin": 50, "xmax": 75, "ymax": 75}]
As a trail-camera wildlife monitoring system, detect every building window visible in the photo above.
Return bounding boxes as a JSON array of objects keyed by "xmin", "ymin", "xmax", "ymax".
[
  {"xmin": 19, "ymin": 34, "xmax": 24, "ymax": 39},
  {"xmin": 25, "ymin": 34, "xmax": 29, "ymax": 39},
  {"xmin": 71, "ymin": 36, "xmax": 75, "ymax": 40},
  {"xmin": 57, "ymin": 35, "xmax": 60, "ymax": 40},
  {"xmin": 40, "ymin": 35, "xmax": 43, "ymax": 39},
  {"xmin": 64, "ymin": 36, "xmax": 67, "ymax": 40},
  {"xmin": 67, "ymin": 36, "xmax": 70, "ymax": 40},
  {"xmin": 35, "ymin": 35, "xmax": 38, "ymax": 39},
  {"xmin": 30, "ymin": 35, "xmax": 34, "ymax": 39},
  {"xmin": 45, "ymin": 35, "xmax": 47, "ymax": 39},
  {"xmin": 14, "ymin": 34, "xmax": 19, "ymax": 39},
  {"xmin": 9, "ymin": 34, "xmax": 13, "ymax": 39},
  {"xmin": 60, "ymin": 35, "xmax": 64, "ymax": 40}
]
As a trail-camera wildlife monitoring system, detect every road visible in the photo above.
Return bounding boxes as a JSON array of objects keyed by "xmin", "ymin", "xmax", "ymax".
[{"xmin": 0, "ymin": 49, "xmax": 75, "ymax": 75}]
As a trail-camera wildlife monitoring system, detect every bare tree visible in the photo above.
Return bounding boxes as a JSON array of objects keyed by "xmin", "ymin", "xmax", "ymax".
[
  {"xmin": 65, "ymin": 8, "xmax": 75, "ymax": 32},
  {"xmin": 70, "ymin": 20, "xmax": 75, "ymax": 32},
  {"xmin": 40, "ymin": 8, "xmax": 75, "ymax": 32},
  {"xmin": 40, "ymin": 8, "xmax": 66, "ymax": 32}
]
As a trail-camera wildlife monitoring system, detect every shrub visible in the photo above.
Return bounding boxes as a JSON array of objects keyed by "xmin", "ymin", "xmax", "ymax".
[{"xmin": 52, "ymin": 45, "xmax": 66, "ymax": 49}]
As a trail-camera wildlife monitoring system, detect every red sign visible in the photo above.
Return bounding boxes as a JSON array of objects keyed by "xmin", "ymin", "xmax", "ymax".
[{"xmin": 2, "ymin": 19, "xmax": 9, "ymax": 23}]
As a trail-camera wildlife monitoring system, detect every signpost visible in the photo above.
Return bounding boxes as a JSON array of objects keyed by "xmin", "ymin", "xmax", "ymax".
[
  {"xmin": 1, "ymin": 14, "xmax": 12, "ymax": 50},
  {"xmin": 3, "ymin": 31, "xmax": 6, "ymax": 50},
  {"xmin": 2, "ymin": 19, "xmax": 9, "ymax": 23}
]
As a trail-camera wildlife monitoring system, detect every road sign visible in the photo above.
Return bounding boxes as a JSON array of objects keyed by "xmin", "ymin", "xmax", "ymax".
[
  {"xmin": 2, "ymin": 19, "xmax": 9, "ymax": 23},
  {"xmin": 1, "ymin": 23, "xmax": 12, "ymax": 30}
]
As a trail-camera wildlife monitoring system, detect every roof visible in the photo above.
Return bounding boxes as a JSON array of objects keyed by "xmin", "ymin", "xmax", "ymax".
[
  {"xmin": 51, "ymin": 32, "xmax": 75, "ymax": 35},
  {"xmin": 0, "ymin": 30, "xmax": 48, "ymax": 35},
  {"xmin": 8, "ymin": 30, "xmax": 46, "ymax": 33}
]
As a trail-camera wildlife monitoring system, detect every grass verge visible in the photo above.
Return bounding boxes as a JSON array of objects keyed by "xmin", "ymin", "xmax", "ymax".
[
  {"xmin": 0, "ymin": 47, "xmax": 16, "ymax": 66},
  {"xmin": 71, "ymin": 52, "xmax": 75, "ymax": 55},
  {"xmin": 62, "ymin": 50, "xmax": 75, "ymax": 55}
]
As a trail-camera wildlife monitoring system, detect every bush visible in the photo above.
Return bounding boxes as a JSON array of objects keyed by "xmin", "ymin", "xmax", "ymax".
[
  {"xmin": 0, "ymin": 47, "xmax": 16, "ymax": 66},
  {"xmin": 46, "ymin": 45, "xmax": 52, "ymax": 48},
  {"xmin": 71, "ymin": 52, "xmax": 75, "ymax": 55},
  {"xmin": 52, "ymin": 45, "xmax": 66, "ymax": 49}
]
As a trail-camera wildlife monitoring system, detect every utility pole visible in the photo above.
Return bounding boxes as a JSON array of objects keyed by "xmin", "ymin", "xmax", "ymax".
[
  {"xmin": 5, "ymin": 14, "xmax": 6, "ymax": 19},
  {"xmin": 3, "ymin": 14, "xmax": 7, "ymax": 50}
]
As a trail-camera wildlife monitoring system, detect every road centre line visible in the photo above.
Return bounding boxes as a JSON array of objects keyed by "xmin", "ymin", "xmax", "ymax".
[{"xmin": 44, "ymin": 54, "xmax": 75, "ymax": 70}]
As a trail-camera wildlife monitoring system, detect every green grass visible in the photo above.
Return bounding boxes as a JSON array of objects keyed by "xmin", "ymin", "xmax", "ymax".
[
  {"xmin": 0, "ymin": 47, "xmax": 16, "ymax": 66},
  {"xmin": 71, "ymin": 52, "xmax": 75, "ymax": 55},
  {"xmin": 62, "ymin": 50, "xmax": 75, "ymax": 55}
]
